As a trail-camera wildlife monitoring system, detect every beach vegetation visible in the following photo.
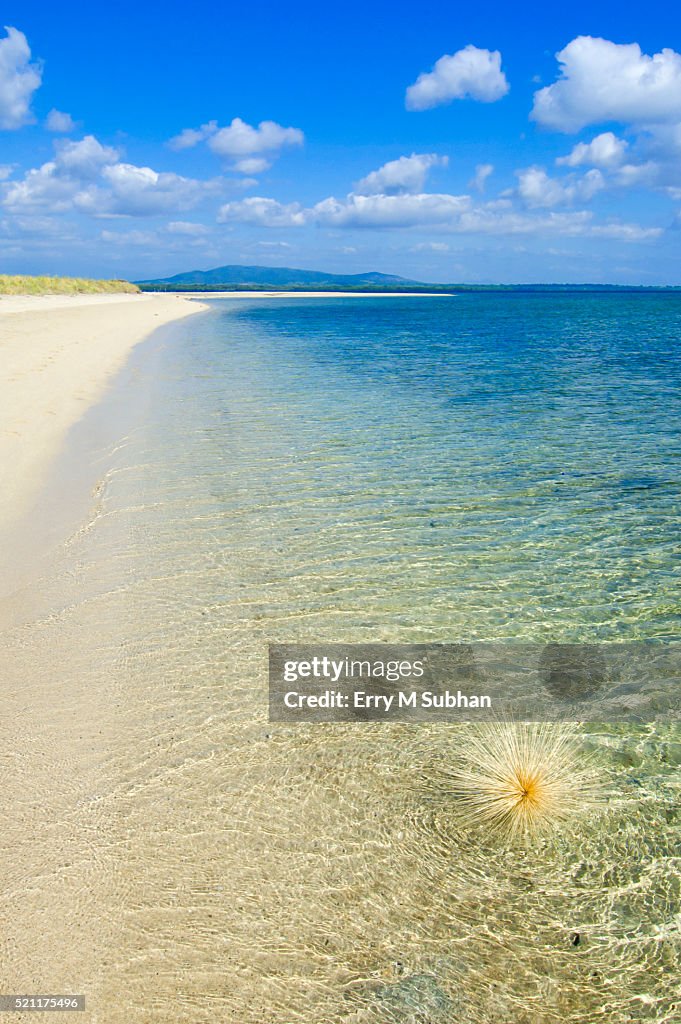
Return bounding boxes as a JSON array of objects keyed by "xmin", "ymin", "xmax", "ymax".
[{"xmin": 0, "ymin": 275, "xmax": 140, "ymax": 295}]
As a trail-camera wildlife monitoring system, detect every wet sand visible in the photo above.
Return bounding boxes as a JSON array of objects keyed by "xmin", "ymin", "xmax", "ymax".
[{"xmin": 0, "ymin": 293, "xmax": 208, "ymax": 544}]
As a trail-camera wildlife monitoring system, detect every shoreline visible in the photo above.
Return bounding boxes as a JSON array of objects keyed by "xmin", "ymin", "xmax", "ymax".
[
  {"xmin": 157, "ymin": 290, "xmax": 454, "ymax": 298},
  {"xmin": 0, "ymin": 292, "xmax": 208, "ymax": 559}
]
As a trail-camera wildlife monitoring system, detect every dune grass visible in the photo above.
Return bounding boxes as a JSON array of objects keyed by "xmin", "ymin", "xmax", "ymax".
[{"xmin": 0, "ymin": 275, "xmax": 140, "ymax": 295}]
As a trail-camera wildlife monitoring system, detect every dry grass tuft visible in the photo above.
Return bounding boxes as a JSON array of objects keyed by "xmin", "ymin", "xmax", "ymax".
[
  {"xmin": 0, "ymin": 275, "xmax": 139, "ymax": 295},
  {"xmin": 450, "ymin": 722, "xmax": 600, "ymax": 841}
]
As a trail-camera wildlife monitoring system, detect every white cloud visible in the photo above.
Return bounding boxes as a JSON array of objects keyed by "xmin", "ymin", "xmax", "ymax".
[
  {"xmin": 217, "ymin": 196, "xmax": 306, "ymax": 227},
  {"xmin": 2, "ymin": 134, "xmax": 220, "ymax": 216},
  {"xmin": 0, "ymin": 26, "xmax": 42, "ymax": 129},
  {"xmin": 532, "ymin": 37, "xmax": 681, "ymax": 132},
  {"xmin": 45, "ymin": 108, "xmax": 76, "ymax": 133},
  {"xmin": 209, "ymin": 118, "xmax": 303, "ymax": 158},
  {"xmin": 81, "ymin": 163, "xmax": 218, "ymax": 216},
  {"xmin": 169, "ymin": 117, "xmax": 303, "ymax": 176},
  {"xmin": 455, "ymin": 207, "xmax": 660, "ymax": 239},
  {"xmin": 406, "ymin": 45, "xmax": 509, "ymax": 111},
  {"xmin": 556, "ymin": 133, "xmax": 668, "ymax": 191},
  {"xmin": 168, "ymin": 121, "xmax": 217, "ymax": 150},
  {"xmin": 167, "ymin": 220, "xmax": 210, "ymax": 235},
  {"xmin": 216, "ymin": 186, "xmax": 658, "ymax": 241},
  {"xmin": 312, "ymin": 192, "xmax": 470, "ymax": 227},
  {"xmin": 0, "ymin": 213, "xmax": 65, "ymax": 239},
  {"xmin": 233, "ymin": 157, "xmax": 270, "ymax": 174},
  {"xmin": 173, "ymin": 122, "xmax": 208, "ymax": 151},
  {"xmin": 470, "ymin": 163, "xmax": 494, "ymax": 193},
  {"xmin": 613, "ymin": 161, "xmax": 659, "ymax": 187},
  {"xmin": 100, "ymin": 228, "xmax": 158, "ymax": 246},
  {"xmin": 100, "ymin": 223, "xmax": 214, "ymax": 249},
  {"xmin": 588, "ymin": 221, "xmax": 662, "ymax": 240},
  {"xmin": 412, "ymin": 241, "xmax": 450, "ymax": 252},
  {"xmin": 355, "ymin": 153, "xmax": 448, "ymax": 195},
  {"xmin": 458, "ymin": 208, "xmax": 591, "ymax": 235},
  {"xmin": 2, "ymin": 165, "xmax": 71, "ymax": 211},
  {"xmin": 517, "ymin": 166, "xmax": 604, "ymax": 207},
  {"xmin": 3, "ymin": 136, "xmax": 124, "ymax": 213},
  {"xmin": 557, "ymin": 131, "xmax": 628, "ymax": 168},
  {"xmin": 646, "ymin": 121, "xmax": 681, "ymax": 156},
  {"xmin": 56, "ymin": 135, "xmax": 120, "ymax": 177}
]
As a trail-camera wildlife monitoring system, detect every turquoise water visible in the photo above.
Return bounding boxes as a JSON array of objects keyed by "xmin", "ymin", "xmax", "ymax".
[
  {"xmin": 2, "ymin": 294, "xmax": 679, "ymax": 1023},
  {"xmin": 132, "ymin": 292, "xmax": 681, "ymax": 642}
]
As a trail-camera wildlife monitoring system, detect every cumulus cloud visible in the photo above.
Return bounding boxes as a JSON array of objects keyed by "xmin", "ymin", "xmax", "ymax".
[
  {"xmin": 0, "ymin": 26, "xmax": 42, "ymax": 129},
  {"xmin": 555, "ymin": 132, "xmax": 671, "ymax": 192},
  {"xmin": 209, "ymin": 118, "xmax": 303, "ymax": 158},
  {"xmin": 312, "ymin": 192, "xmax": 470, "ymax": 228},
  {"xmin": 218, "ymin": 192, "xmax": 472, "ymax": 229},
  {"xmin": 646, "ymin": 121, "xmax": 681, "ymax": 157},
  {"xmin": 588, "ymin": 221, "xmax": 662, "ymax": 240},
  {"xmin": 1, "ymin": 135, "xmax": 120, "ymax": 212},
  {"xmin": 516, "ymin": 166, "xmax": 605, "ymax": 207},
  {"xmin": 56, "ymin": 135, "xmax": 120, "ymax": 177},
  {"xmin": 455, "ymin": 207, "xmax": 660, "ymax": 239},
  {"xmin": 406, "ymin": 45, "xmax": 509, "ymax": 111},
  {"xmin": 470, "ymin": 163, "xmax": 494, "ymax": 192},
  {"xmin": 100, "ymin": 222, "xmax": 214, "ymax": 247},
  {"xmin": 355, "ymin": 153, "xmax": 448, "ymax": 195},
  {"xmin": 233, "ymin": 157, "xmax": 270, "ymax": 174},
  {"xmin": 2, "ymin": 134, "xmax": 220, "ymax": 216},
  {"xmin": 169, "ymin": 117, "xmax": 303, "ymax": 176},
  {"xmin": 614, "ymin": 161, "xmax": 660, "ymax": 187},
  {"xmin": 532, "ymin": 37, "xmax": 681, "ymax": 132},
  {"xmin": 217, "ymin": 186, "xmax": 655, "ymax": 240},
  {"xmin": 557, "ymin": 131, "xmax": 628, "ymax": 168},
  {"xmin": 217, "ymin": 196, "xmax": 306, "ymax": 227},
  {"xmin": 85, "ymin": 163, "xmax": 218, "ymax": 216},
  {"xmin": 168, "ymin": 121, "xmax": 217, "ymax": 150},
  {"xmin": 45, "ymin": 108, "xmax": 76, "ymax": 133}
]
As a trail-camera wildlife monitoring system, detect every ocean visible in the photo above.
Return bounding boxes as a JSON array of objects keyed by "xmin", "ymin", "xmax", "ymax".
[{"xmin": 2, "ymin": 294, "xmax": 679, "ymax": 1022}]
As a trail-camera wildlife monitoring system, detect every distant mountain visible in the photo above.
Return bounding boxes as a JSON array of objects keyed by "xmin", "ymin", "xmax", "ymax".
[
  {"xmin": 136, "ymin": 265, "xmax": 681, "ymax": 294},
  {"xmin": 137, "ymin": 264, "xmax": 424, "ymax": 290}
]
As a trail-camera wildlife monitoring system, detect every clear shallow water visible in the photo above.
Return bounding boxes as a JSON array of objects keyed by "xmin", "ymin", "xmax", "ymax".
[
  {"xmin": 128, "ymin": 292, "xmax": 681, "ymax": 642},
  {"xmin": 0, "ymin": 295, "xmax": 679, "ymax": 1023}
]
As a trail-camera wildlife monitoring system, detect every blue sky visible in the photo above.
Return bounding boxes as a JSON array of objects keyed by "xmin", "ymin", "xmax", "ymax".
[{"xmin": 2, "ymin": 0, "xmax": 681, "ymax": 283}]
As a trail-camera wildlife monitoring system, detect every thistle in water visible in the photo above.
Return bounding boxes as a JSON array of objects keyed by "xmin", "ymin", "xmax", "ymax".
[{"xmin": 451, "ymin": 723, "xmax": 598, "ymax": 841}]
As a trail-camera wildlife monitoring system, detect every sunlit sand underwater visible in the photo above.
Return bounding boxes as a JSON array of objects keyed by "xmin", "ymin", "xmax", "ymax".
[{"xmin": 1, "ymin": 295, "xmax": 679, "ymax": 1022}]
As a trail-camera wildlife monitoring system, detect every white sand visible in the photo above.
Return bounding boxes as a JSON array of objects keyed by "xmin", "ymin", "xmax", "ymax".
[{"xmin": 0, "ymin": 292, "xmax": 208, "ymax": 539}]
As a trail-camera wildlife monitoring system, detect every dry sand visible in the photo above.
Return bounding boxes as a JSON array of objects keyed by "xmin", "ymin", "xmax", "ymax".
[{"xmin": 0, "ymin": 292, "xmax": 208, "ymax": 542}]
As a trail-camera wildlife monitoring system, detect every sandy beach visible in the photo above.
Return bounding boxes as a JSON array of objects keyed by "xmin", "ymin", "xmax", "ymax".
[{"xmin": 0, "ymin": 292, "xmax": 208, "ymax": 545}]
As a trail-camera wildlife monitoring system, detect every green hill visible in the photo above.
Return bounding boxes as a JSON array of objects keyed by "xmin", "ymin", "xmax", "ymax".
[
  {"xmin": 137, "ymin": 264, "xmax": 424, "ymax": 291},
  {"xmin": 136, "ymin": 265, "xmax": 681, "ymax": 294}
]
